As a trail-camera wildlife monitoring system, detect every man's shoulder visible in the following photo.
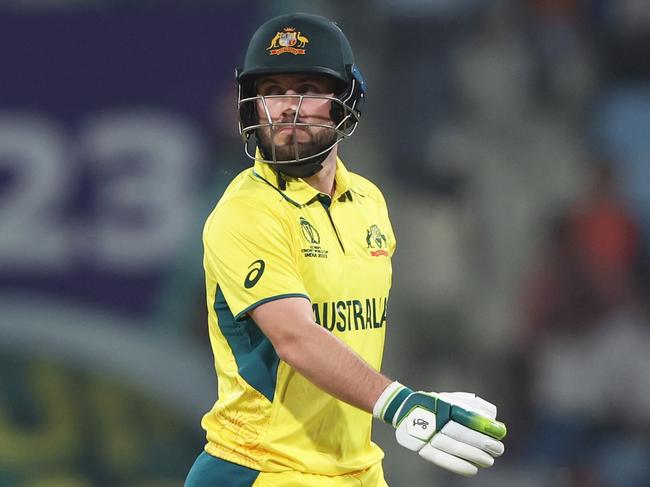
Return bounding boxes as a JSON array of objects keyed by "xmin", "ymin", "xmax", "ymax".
[
  {"xmin": 218, "ymin": 167, "xmax": 281, "ymax": 208},
  {"xmin": 347, "ymin": 171, "xmax": 387, "ymax": 205},
  {"xmin": 205, "ymin": 168, "xmax": 282, "ymax": 231}
]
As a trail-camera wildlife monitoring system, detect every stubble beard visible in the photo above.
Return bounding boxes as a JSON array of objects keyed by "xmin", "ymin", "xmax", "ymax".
[{"xmin": 257, "ymin": 124, "xmax": 337, "ymax": 162}]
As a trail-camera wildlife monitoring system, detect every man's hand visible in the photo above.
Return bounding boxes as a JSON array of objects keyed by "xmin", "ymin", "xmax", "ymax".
[{"xmin": 374, "ymin": 384, "xmax": 506, "ymax": 476}]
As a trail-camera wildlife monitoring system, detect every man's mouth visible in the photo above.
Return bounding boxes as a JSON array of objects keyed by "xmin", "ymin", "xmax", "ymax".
[{"xmin": 275, "ymin": 125, "xmax": 309, "ymax": 135}]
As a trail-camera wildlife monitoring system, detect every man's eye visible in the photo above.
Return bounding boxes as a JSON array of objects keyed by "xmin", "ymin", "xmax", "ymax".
[
  {"xmin": 297, "ymin": 84, "xmax": 319, "ymax": 94},
  {"xmin": 260, "ymin": 86, "xmax": 282, "ymax": 96}
]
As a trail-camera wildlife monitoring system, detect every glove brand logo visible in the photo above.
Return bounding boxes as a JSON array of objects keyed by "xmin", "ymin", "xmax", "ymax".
[
  {"xmin": 267, "ymin": 27, "xmax": 309, "ymax": 56},
  {"xmin": 244, "ymin": 259, "xmax": 265, "ymax": 288},
  {"xmin": 366, "ymin": 224, "xmax": 389, "ymax": 257},
  {"xmin": 413, "ymin": 418, "xmax": 429, "ymax": 430}
]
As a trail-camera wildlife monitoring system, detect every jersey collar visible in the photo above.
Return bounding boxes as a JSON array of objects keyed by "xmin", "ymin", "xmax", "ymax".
[{"xmin": 251, "ymin": 150, "xmax": 361, "ymax": 207}]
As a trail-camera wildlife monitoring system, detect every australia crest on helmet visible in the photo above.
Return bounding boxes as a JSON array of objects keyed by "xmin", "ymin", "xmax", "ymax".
[{"xmin": 267, "ymin": 27, "xmax": 309, "ymax": 56}]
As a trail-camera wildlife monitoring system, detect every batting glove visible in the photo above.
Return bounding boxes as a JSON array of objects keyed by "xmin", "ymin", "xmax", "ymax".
[{"xmin": 374, "ymin": 382, "xmax": 507, "ymax": 476}]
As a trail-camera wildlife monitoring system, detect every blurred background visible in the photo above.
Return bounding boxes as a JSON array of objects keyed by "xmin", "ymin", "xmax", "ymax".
[{"xmin": 1, "ymin": 0, "xmax": 648, "ymax": 485}]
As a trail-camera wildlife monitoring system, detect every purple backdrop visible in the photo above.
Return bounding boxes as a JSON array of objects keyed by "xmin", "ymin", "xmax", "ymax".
[{"xmin": 0, "ymin": 4, "xmax": 259, "ymax": 316}]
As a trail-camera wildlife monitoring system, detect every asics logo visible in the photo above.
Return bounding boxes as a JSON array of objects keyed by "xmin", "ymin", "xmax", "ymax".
[{"xmin": 244, "ymin": 260, "xmax": 265, "ymax": 288}]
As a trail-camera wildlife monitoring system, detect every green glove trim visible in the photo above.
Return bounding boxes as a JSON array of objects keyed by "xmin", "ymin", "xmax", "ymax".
[
  {"xmin": 451, "ymin": 407, "xmax": 507, "ymax": 440},
  {"xmin": 394, "ymin": 392, "xmax": 507, "ymax": 440},
  {"xmin": 394, "ymin": 392, "xmax": 437, "ymax": 426},
  {"xmin": 383, "ymin": 387, "xmax": 414, "ymax": 425}
]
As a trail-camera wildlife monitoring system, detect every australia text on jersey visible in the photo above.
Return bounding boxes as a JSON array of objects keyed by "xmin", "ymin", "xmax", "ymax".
[{"xmin": 312, "ymin": 297, "xmax": 387, "ymax": 332}]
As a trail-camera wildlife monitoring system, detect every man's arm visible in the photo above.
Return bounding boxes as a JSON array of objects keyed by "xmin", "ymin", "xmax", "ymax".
[
  {"xmin": 249, "ymin": 295, "xmax": 506, "ymax": 477},
  {"xmin": 248, "ymin": 296, "xmax": 391, "ymax": 412}
]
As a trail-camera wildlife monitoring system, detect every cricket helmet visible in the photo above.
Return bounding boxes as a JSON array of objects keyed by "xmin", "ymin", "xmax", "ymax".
[{"xmin": 236, "ymin": 12, "xmax": 366, "ymax": 177}]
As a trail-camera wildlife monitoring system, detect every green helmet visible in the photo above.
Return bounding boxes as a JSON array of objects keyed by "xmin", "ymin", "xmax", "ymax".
[{"xmin": 236, "ymin": 12, "xmax": 367, "ymax": 176}]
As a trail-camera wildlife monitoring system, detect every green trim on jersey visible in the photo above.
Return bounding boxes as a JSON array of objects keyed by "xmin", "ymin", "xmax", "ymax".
[
  {"xmin": 252, "ymin": 170, "xmax": 303, "ymax": 207},
  {"xmin": 185, "ymin": 452, "xmax": 260, "ymax": 487},
  {"xmin": 214, "ymin": 287, "xmax": 283, "ymax": 402},
  {"xmin": 234, "ymin": 293, "xmax": 311, "ymax": 322}
]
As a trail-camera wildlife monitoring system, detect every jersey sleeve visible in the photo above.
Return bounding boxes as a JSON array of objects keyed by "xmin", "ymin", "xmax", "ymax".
[{"xmin": 203, "ymin": 198, "xmax": 309, "ymax": 320}]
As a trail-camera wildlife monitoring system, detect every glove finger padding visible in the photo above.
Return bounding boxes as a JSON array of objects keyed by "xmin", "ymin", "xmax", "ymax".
[
  {"xmin": 418, "ymin": 443, "xmax": 479, "ymax": 477},
  {"xmin": 436, "ymin": 392, "xmax": 497, "ymax": 419},
  {"xmin": 428, "ymin": 433, "xmax": 494, "ymax": 467},
  {"xmin": 441, "ymin": 421, "xmax": 505, "ymax": 457},
  {"xmin": 450, "ymin": 406, "xmax": 507, "ymax": 440}
]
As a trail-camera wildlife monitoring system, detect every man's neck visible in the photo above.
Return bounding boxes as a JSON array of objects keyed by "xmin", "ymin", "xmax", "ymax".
[{"xmin": 303, "ymin": 149, "xmax": 338, "ymax": 197}]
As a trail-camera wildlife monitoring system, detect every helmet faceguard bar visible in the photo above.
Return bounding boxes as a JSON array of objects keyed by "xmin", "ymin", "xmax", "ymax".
[{"xmin": 238, "ymin": 87, "xmax": 361, "ymax": 165}]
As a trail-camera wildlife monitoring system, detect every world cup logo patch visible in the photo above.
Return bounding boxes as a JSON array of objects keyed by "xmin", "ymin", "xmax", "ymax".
[
  {"xmin": 299, "ymin": 216, "xmax": 328, "ymax": 259},
  {"xmin": 300, "ymin": 217, "xmax": 320, "ymax": 244}
]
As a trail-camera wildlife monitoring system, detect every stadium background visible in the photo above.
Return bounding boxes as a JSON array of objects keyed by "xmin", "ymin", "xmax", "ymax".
[{"xmin": 1, "ymin": 0, "xmax": 648, "ymax": 485}]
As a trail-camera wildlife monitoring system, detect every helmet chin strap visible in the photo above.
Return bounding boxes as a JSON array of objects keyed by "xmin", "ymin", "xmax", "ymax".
[
  {"xmin": 272, "ymin": 152, "xmax": 329, "ymax": 178},
  {"xmin": 259, "ymin": 145, "xmax": 332, "ymax": 179}
]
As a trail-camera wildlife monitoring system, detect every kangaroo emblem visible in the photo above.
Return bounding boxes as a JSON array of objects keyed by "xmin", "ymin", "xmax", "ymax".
[{"xmin": 267, "ymin": 32, "xmax": 282, "ymax": 50}]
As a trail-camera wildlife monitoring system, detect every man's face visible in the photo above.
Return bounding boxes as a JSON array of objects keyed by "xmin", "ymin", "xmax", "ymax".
[{"xmin": 254, "ymin": 73, "xmax": 338, "ymax": 162}]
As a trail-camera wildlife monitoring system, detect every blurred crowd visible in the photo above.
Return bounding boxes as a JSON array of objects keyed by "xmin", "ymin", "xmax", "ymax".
[
  {"xmin": 1, "ymin": 0, "xmax": 648, "ymax": 486},
  {"xmin": 337, "ymin": 1, "xmax": 650, "ymax": 485}
]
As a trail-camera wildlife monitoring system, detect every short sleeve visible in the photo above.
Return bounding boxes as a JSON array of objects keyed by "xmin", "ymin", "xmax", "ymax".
[{"xmin": 203, "ymin": 198, "xmax": 309, "ymax": 320}]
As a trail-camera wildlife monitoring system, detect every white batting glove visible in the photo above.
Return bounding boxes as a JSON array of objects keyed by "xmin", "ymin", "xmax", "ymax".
[{"xmin": 374, "ymin": 383, "xmax": 506, "ymax": 476}]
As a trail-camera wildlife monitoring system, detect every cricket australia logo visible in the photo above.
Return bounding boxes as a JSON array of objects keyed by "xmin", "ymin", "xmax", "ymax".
[
  {"xmin": 366, "ymin": 224, "xmax": 389, "ymax": 257},
  {"xmin": 267, "ymin": 27, "xmax": 309, "ymax": 56},
  {"xmin": 299, "ymin": 217, "xmax": 327, "ymax": 259}
]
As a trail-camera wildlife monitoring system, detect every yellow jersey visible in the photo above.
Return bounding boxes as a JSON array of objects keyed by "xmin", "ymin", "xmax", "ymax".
[{"xmin": 201, "ymin": 156, "xmax": 396, "ymax": 475}]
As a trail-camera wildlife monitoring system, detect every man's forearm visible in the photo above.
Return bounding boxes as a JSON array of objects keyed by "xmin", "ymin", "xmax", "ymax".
[
  {"xmin": 249, "ymin": 297, "xmax": 391, "ymax": 413},
  {"xmin": 280, "ymin": 319, "xmax": 392, "ymax": 413}
]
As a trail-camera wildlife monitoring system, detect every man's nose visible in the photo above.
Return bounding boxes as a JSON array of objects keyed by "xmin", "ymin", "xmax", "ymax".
[{"xmin": 279, "ymin": 91, "xmax": 301, "ymax": 119}]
